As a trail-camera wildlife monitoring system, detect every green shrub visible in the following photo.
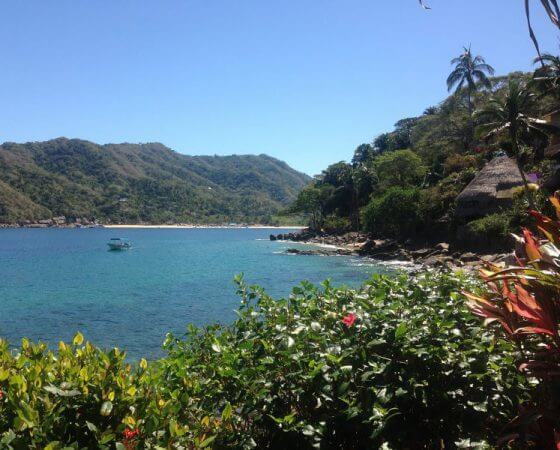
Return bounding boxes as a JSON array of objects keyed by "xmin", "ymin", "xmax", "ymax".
[
  {"xmin": 322, "ymin": 215, "xmax": 351, "ymax": 233},
  {"xmin": 361, "ymin": 187, "xmax": 422, "ymax": 238},
  {"xmin": 0, "ymin": 273, "xmax": 528, "ymax": 449},
  {"xmin": 467, "ymin": 213, "xmax": 511, "ymax": 240}
]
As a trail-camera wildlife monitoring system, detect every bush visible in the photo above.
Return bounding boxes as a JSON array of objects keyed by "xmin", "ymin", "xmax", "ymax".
[
  {"xmin": 0, "ymin": 273, "xmax": 528, "ymax": 449},
  {"xmin": 322, "ymin": 215, "xmax": 351, "ymax": 233},
  {"xmin": 465, "ymin": 194, "xmax": 560, "ymax": 447},
  {"xmin": 443, "ymin": 154, "xmax": 479, "ymax": 176},
  {"xmin": 362, "ymin": 187, "xmax": 422, "ymax": 238},
  {"xmin": 467, "ymin": 213, "xmax": 511, "ymax": 240},
  {"xmin": 374, "ymin": 149, "xmax": 427, "ymax": 188}
]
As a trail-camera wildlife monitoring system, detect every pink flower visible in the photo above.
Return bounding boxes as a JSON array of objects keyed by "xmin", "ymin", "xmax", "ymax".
[{"xmin": 342, "ymin": 313, "xmax": 356, "ymax": 328}]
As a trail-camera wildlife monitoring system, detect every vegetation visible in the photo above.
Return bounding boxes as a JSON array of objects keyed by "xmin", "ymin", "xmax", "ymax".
[
  {"xmin": 465, "ymin": 193, "xmax": 560, "ymax": 448},
  {"xmin": 0, "ymin": 272, "xmax": 529, "ymax": 449},
  {"xmin": 0, "ymin": 138, "xmax": 310, "ymax": 224},
  {"xmin": 291, "ymin": 49, "xmax": 560, "ymax": 243}
]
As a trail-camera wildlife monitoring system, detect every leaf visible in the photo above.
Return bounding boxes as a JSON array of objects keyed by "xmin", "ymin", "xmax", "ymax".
[
  {"xmin": 395, "ymin": 322, "xmax": 407, "ymax": 339},
  {"xmin": 211, "ymin": 343, "xmax": 222, "ymax": 353},
  {"xmin": 200, "ymin": 435, "xmax": 216, "ymax": 448},
  {"xmin": 73, "ymin": 332, "xmax": 84, "ymax": 346},
  {"xmin": 43, "ymin": 384, "xmax": 81, "ymax": 397},
  {"xmin": 222, "ymin": 402, "xmax": 233, "ymax": 421},
  {"xmin": 286, "ymin": 336, "xmax": 295, "ymax": 348},
  {"xmin": 100, "ymin": 400, "xmax": 113, "ymax": 417}
]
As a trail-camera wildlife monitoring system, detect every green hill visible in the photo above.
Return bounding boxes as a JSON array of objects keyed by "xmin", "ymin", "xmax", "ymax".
[{"xmin": 0, "ymin": 138, "xmax": 311, "ymax": 224}]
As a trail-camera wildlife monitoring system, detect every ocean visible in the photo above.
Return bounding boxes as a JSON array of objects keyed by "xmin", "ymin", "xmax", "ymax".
[{"xmin": 0, "ymin": 228, "xmax": 393, "ymax": 358}]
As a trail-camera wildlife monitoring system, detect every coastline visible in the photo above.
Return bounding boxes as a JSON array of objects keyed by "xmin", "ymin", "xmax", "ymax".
[
  {"xmin": 104, "ymin": 224, "xmax": 306, "ymax": 229},
  {"xmin": 271, "ymin": 230, "xmax": 515, "ymax": 271}
]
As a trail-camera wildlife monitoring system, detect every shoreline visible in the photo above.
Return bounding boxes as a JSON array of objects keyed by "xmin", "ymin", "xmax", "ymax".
[
  {"xmin": 271, "ymin": 230, "xmax": 515, "ymax": 271},
  {"xmin": 104, "ymin": 224, "xmax": 305, "ymax": 229}
]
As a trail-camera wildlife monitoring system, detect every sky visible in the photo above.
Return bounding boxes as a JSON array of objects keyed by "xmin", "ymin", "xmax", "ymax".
[{"xmin": 0, "ymin": 1, "xmax": 559, "ymax": 175}]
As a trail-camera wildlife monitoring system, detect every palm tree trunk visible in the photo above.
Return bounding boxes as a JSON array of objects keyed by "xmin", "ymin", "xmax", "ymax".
[
  {"xmin": 515, "ymin": 153, "xmax": 536, "ymax": 210},
  {"xmin": 467, "ymin": 87, "xmax": 474, "ymax": 149}
]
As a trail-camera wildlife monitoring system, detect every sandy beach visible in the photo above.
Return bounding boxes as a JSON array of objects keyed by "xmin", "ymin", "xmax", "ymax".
[{"xmin": 103, "ymin": 224, "xmax": 306, "ymax": 229}]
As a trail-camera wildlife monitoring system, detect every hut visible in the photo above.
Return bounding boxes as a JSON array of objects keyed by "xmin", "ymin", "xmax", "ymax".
[{"xmin": 455, "ymin": 156, "xmax": 524, "ymax": 219}]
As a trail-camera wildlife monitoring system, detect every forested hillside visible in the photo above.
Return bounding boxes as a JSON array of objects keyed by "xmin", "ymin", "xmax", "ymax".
[
  {"xmin": 0, "ymin": 138, "xmax": 310, "ymax": 224},
  {"xmin": 291, "ymin": 59, "xmax": 560, "ymax": 248}
]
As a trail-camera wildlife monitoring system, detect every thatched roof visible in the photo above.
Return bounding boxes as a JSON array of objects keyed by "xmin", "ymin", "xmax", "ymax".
[{"xmin": 455, "ymin": 156, "xmax": 524, "ymax": 219}]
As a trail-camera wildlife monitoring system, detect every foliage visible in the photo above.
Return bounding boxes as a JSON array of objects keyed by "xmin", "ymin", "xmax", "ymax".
[
  {"xmin": 465, "ymin": 193, "xmax": 560, "ymax": 448},
  {"xmin": 0, "ymin": 139, "xmax": 311, "ymax": 224},
  {"xmin": 0, "ymin": 272, "xmax": 529, "ymax": 448},
  {"xmin": 362, "ymin": 187, "xmax": 422, "ymax": 238},
  {"xmin": 467, "ymin": 213, "xmax": 511, "ymax": 240},
  {"xmin": 291, "ymin": 184, "xmax": 334, "ymax": 230},
  {"xmin": 447, "ymin": 46, "xmax": 495, "ymax": 118},
  {"xmin": 373, "ymin": 149, "xmax": 426, "ymax": 189}
]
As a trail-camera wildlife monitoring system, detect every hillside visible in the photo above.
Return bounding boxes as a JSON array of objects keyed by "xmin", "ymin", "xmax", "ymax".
[{"xmin": 0, "ymin": 138, "xmax": 311, "ymax": 224}]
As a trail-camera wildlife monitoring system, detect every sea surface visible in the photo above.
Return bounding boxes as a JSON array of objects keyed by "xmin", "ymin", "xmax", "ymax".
[{"xmin": 0, "ymin": 228, "xmax": 394, "ymax": 359}]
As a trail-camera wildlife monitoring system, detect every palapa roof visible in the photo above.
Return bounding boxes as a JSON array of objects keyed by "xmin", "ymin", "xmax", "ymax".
[{"xmin": 455, "ymin": 156, "xmax": 524, "ymax": 219}]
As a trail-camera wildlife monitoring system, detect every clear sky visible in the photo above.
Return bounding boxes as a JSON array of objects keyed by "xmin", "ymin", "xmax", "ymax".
[{"xmin": 0, "ymin": 1, "xmax": 558, "ymax": 175}]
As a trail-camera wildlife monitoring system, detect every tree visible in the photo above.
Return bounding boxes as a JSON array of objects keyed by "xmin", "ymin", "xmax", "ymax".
[
  {"xmin": 374, "ymin": 149, "xmax": 427, "ymax": 188},
  {"xmin": 533, "ymin": 52, "xmax": 560, "ymax": 98},
  {"xmin": 476, "ymin": 79, "xmax": 560, "ymax": 207},
  {"xmin": 352, "ymin": 143, "xmax": 374, "ymax": 166},
  {"xmin": 292, "ymin": 184, "xmax": 334, "ymax": 230},
  {"xmin": 447, "ymin": 47, "xmax": 495, "ymax": 118}
]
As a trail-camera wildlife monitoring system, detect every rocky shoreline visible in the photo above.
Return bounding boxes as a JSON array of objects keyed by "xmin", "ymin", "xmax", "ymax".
[
  {"xmin": 0, "ymin": 216, "xmax": 102, "ymax": 229},
  {"xmin": 271, "ymin": 230, "xmax": 515, "ymax": 271}
]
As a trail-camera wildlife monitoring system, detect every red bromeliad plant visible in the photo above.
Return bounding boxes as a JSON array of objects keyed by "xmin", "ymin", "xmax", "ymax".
[{"xmin": 465, "ymin": 192, "xmax": 560, "ymax": 449}]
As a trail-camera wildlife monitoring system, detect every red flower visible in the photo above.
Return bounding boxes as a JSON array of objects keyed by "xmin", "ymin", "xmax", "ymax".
[
  {"xmin": 123, "ymin": 428, "xmax": 140, "ymax": 450},
  {"xmin": 123, "ymin": 428, "xmax": 140, "ymax": 440},
  {"xmin": 0, "ymin": 390, "xmax": 4, "ymax": 400},
  {"xmin": 342, "ymin": 313, "xmax": 356, "ymax": 328}
]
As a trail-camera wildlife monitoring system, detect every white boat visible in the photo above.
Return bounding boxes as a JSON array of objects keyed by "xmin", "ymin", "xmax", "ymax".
[{"xmin": 107, "ymin": 238, "xmax": 132, "ymax": 250}]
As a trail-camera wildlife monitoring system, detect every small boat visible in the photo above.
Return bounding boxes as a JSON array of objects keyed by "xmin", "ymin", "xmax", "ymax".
[{"xmin": 107, "ymin": 238, "xmax": 132, "ymax": 251}]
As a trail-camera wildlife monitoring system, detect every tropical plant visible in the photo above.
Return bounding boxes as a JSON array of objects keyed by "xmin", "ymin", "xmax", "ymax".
[
  {"xmin": 374, "ymin": 149, "xmax": 426, "ymax": 188},
  {"xmin": 291, "ymin": 183, "xmax": 334, "ymax": 230},
  {"xmin": 533, "ymin": 52, "xmax": 560, "ymax": 98},
  {"xmin": 362, "ymin": 186, "xmax": 422, "ymax": 237},
  {"xmin": 476, "ymin": 79, "xmax": 560, "ymax": 207},
  {"xmin": 465, "ymin": 192, "xmax": 560, "ymax": 449},
  {"xmin": 447, "ymin": 47, "xmax": 494, "ymax": 118},
  {"xmin": 0, "ymin": 273, "xmax": 529, "ymax": 448}
]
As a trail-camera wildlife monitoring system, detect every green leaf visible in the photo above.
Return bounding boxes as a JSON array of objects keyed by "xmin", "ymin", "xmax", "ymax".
[{"xmin": 100, "ymin": 400, "xmax": 113, "ymax": 417}]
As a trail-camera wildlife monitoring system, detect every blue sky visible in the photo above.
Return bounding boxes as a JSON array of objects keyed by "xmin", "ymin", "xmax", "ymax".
[{"xmin": 0, "ymin": 1, "xmax": 558, "ymax": 175}]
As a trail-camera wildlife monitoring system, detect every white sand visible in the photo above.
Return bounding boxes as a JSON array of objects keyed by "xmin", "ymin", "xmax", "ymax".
[{"xmin": 103, "ymin": 224, "xmax": 305, "ymax": 229}]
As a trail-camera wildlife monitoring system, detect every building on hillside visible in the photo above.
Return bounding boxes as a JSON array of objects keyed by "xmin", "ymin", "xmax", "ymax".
[{"xmin": 455, "ymin": 156, "xmax": 524, "ymax": 220}]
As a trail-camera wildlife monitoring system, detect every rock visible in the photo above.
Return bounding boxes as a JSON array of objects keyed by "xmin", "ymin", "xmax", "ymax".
[
  {"xmin": 435, "ymin": 242, "xmax": 450, "ymax": 252},
  {"xmin": 460, "ymin": 252, "xmax": 478, "ymax": 262},
  {"xmin": 358, "ymin": 239, "xmax": 377, "ymax": 255},
  {"xmin": 410, "ymin": 248, "xmax": 432, "ymax": 258},
  {"xmin": 269, "ymin": 234, "xmax": 277, "ymax": 241}
]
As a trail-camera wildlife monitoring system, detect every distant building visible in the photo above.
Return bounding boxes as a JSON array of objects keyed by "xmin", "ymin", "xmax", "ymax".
[
  {"xmin": 544, "ymin": 109, "xmax": 560, "ymax": 159},
  {"xmin": 455, "ymin": 156, "xmax": 524, "ymax": 220}
]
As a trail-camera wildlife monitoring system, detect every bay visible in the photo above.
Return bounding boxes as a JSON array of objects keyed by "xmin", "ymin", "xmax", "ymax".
[{"xmin": 0, "ymin": 228, "xmax": 391, "ymax": 358}]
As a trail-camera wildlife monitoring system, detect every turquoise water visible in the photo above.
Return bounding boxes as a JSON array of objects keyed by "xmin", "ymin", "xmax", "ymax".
[{"xmin": 0, "ymin": 228, "xmax": 390, "ymax": 358}]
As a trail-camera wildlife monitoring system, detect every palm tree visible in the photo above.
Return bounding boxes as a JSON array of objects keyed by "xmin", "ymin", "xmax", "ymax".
[
  {"xmin": 476, "ymin": 79, "xmax": 560, "ymax": 207},
  {"xmin": 447, "ymin": 47, "xmax": 495, "ymax": 117},
  {"xmin": 533, "ymin": 52, "xmax": 560, "ymax": 98}
]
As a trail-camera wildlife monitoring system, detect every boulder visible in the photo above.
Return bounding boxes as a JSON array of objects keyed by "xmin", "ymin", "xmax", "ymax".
[{"xmin": 435, "ymin": 242, "xmax": 450, "ymax": 252}]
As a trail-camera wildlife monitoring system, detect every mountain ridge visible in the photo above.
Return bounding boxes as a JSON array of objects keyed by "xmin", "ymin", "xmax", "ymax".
[{"xmin": 0, "ymin": 137, "xmax": 311, "ymax": 224}]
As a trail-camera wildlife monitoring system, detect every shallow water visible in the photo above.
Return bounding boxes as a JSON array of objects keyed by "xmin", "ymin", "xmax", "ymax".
[{"xmin": 0, "ymin": 228, "xmax": 392, "ymax": 358}]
